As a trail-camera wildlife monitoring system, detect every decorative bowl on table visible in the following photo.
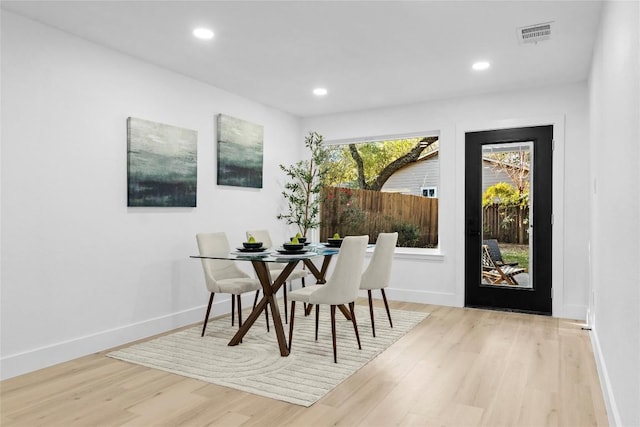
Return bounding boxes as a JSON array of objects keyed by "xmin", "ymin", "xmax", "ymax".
[
  {"xmin": 242, "ymin": 241, "xmax": 264, "ymax": 249},
  {"xmin": 327, "ymin": 238, "xmax": 343, "ymax": 247},
  {"xmin": 290, "ymin": 236, "xmax": 307, "ymax": 244},
  {"xmin": 282, "ymin": 242, "xmax": 304, "ymax": 251}
]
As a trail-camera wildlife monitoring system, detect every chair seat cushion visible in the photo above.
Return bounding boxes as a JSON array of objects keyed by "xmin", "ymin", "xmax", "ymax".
[
  {"xmin": 287, "ymin": 285, "xmax": 324, "ymax": 303},
  {"xmin": 217, "ymin": 277, "xmax": 261, "ymax": 294},
  {"xmin": 501, "ymin": 266, "xmax": 526, "ymax": 277},
  {"xmin": 360, "ymin": 281, "xmax": 388, "ymax": 290}
]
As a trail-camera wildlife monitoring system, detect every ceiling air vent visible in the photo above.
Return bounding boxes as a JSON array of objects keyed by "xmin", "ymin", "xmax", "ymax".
[{"xmin": 517, "ymin": 22, "xmax": 552, "ymax": 44}]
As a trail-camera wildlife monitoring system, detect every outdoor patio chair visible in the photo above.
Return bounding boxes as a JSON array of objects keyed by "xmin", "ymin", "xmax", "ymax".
[
  {"xmin": 482, "ymin": 239, "xmax": 519, "ymax": 267},
  {"xmin": 481, "ymin": 244, "xmax": 526, "ymax": 286}
]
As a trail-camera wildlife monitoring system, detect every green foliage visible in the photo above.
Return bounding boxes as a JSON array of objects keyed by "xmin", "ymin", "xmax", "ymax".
[
  {"xmin": 482, "ymin": 182, "xmax": 528, "ymax": 208},
  {"xmin": 325, "ymin": 138, "xmax": 435, "ymax": 188},
  {"xmin": 483, "ymin": 182, "xmax": 530, "ymax": 243},
  {"xmin": 324, "ymin": 145, "xmax": 357, "ymax": 187},
  {"xmin": 355, "ymin": 139, "xmax": 416, "ymax": 185},
  {"xmin": 500, "ymin": 244, "xmax": 530, "ymax": 270},
  {"xmin": 392, "ymin": 221, "xmax": 421, "ymax": 247},
  {"xmin": 277, "ymin": 132, "xmax": 328, "ymax": 236}
]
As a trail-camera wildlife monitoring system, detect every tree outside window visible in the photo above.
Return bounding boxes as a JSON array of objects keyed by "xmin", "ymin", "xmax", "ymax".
[{"xmin": 321, "ymin": 136, "xmax": 439, "ymax": 247}]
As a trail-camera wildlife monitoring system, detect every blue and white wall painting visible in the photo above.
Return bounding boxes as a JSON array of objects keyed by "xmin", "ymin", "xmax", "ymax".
[
  {"xmin": 216, "ymin": 114, "xmax": 263, "ymax": 188},
  {"xmin": 127, "ymin": 117, "xmax": 198, "ymax": 207}
]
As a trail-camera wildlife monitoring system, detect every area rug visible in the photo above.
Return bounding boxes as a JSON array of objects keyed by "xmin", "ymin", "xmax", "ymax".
[{"xmin": 107, "ymin": 305, "xmax": 429, "ymax": 407}]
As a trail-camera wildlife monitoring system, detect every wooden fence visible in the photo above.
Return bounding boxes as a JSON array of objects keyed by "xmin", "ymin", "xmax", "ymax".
[
  {"xmin": 482, "ymin": 205, "xmax": 529, "ymax": 244},
  {"xmin": 320, "ymin": 186, "xmax": 438, "ymax": 247}
]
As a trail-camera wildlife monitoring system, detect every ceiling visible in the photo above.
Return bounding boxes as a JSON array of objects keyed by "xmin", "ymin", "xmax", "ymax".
[{"xmin": 1, "ymin": 1, "xmax": 603, "ymax": 118}]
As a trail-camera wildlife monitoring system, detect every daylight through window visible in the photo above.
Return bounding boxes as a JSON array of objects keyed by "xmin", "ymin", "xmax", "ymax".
[{"xmin": 320, "ymin": 136, "xmax": 439, "ymax": 248}]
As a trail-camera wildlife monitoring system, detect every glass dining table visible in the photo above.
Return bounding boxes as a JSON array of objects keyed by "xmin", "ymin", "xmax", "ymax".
[{"xmin": 190, "ymin": 244, "xmax": 345, "ymax": 357}]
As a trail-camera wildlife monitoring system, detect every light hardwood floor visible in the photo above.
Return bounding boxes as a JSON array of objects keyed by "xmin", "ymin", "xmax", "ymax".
[{"xmin": 1, "ymin": 301, "xmax": 608, "ymax": 426}]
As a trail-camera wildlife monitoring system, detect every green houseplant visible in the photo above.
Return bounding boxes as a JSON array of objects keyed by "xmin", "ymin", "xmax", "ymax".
[{"xmin": 277, "ymin": 131, "xmax": 328, "ymax": 238}]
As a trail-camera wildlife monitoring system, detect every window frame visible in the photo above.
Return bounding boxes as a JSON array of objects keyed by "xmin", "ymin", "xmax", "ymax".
[{"xmin": 320, "ymin": 131, "xmax": 441, "ymax": 249}]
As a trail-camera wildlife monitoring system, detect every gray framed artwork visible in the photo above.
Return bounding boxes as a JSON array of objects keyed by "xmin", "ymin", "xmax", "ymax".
[
  {"xmin": 127, "ymin": 117, "xmax": 197, "ymax": 207},
  {"xmin": 217, "ymin": 114, "xmax": 263, "ymax": 188}
]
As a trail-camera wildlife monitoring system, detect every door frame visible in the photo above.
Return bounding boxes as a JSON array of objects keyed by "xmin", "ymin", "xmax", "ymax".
[
  {"xmin": 465, "ymin": 126, "xmax": 552, "ymax": 314},
  {"xmin": 454, "ymin": 116, "xmax": 567, "ymax": 318}
]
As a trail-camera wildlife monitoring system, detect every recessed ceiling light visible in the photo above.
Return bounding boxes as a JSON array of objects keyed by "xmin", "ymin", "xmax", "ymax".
[
  {"xmin": 193, "ymin": 28, "xmax": 214, "ymax": 40},
  {"xmin": 313, "ymin": 88, "xmax": 328, "ymax": 96},
  {"xmin": 472, "ymin": 61, "xmax": 490, "ymax": 71}
]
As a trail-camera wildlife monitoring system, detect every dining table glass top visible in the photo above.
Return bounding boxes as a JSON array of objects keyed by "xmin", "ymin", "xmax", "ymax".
[{"xmin": 190, "ymin": 243, "xmax": 342, "ymax": 263}]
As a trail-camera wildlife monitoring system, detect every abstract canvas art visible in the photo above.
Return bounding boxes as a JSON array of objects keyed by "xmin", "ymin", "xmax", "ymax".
[
  {"xmin": 217, "ymin": 114, "xmax": 263, "ymax": 188},
  {"xmin": 127, "ymin": 117, "xmax": 197, "ymax": 207}
]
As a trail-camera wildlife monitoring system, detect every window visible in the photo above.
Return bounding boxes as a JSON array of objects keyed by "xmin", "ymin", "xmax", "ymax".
[
  {"xmin": 421, "ymin": 187, "xmax": 437, "ymax": 198},
  {"xmin": 320, "ymin": 135, "xmax": 439, "ymax": 248}
]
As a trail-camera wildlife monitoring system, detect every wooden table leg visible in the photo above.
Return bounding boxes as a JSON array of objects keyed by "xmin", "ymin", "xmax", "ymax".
[
  {"xmin": 303, "ymin": 257, "xmax": 328, "ymax": 284},
  {"xmin": 228, "ymin": 260, "xmax": 298, "ymax": 357}
]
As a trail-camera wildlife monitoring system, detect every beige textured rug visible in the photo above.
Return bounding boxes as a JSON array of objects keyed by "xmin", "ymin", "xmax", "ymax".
[{"xmin": 107, "ymin": 305, "xmax": 429, "ymax": 407}]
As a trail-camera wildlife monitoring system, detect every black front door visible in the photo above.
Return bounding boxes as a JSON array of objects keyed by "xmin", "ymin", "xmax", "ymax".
[{"xmin": 465, "ymin": 126, "xmax": 552, "ymax": 314}]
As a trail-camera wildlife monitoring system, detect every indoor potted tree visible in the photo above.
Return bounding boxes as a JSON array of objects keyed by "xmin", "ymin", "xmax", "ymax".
[{"xmin": 277, "ymin": 131, "xmax": 328, "ymax": 239}]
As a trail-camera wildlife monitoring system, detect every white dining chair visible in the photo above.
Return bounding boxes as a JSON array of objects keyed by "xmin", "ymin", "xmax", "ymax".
[
  {"xmin": 360, "ymin": 232, "xmax": 398, "ymax": 337},
  {"xmin": 246, "ymin": 229, "xmax": 309, "ymax": 323},
  {"xmin": 196, "ymin": 232, "xmax": 264, "ymax": 337},
  {"xmin": 287, "ymin": 235, "xmax": 369, "ymax": 363}
]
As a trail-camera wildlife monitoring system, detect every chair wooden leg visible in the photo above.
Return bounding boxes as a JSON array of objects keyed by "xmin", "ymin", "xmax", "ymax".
[
  {"xmin": 330, "ymin": 305, "xmax": 337, "ymax": 363},
  {"xmin": 283, "ymin": 284, "xmax": 288, "ymax": 324},
  {"xmin": 301, "ymin": 277, "xmax": 307, "ymax": 313},
  {"xmin": 236, "ymin": 295, "xmax": 243, "ymax": 343},
  {"xmin": 288, "ymin": 301, "xmax": 296, "ymax": 351},
  {"xmin": 349, "ymin": 301, "xmax": 362, "ymax": 350},
  {"xmin": 231, "ymin": 294, "xmax": 235, "ymax": 327},
  {"xmin": 256, "ymin": 290, "xmax": 270, "ymax": 332},
  {"xmin": 380, "ymin": 288, "xmax": 393, "ymax": 328},
  {"xmin": 253, "ymin": 290, "xmax": 259, "ymax": 308},
  {"xmin": 315, "ymin": 305, "xmax": 320, "ymax": 341},
  {"xmin": 367, "ymin": 290, "xmax": 376, "ymax": 337},
  {"xmin": 201, "ymin": 292, "xmax": 215, "ymax": 337}
]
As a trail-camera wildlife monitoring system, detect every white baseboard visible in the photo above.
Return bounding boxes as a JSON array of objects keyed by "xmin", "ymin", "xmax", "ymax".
[
  {"xmin": 590, "ymin": 326, "xmax": 621, "ymax": 427},
  {"xmin": 0, "ymin": 295, "xmax": 252, "ymax": 381},
  {"xmin": 380, "ymin": 288, "xmax": 459, "ymax": 307},
  {"xmin": 559, "ymin": 303, "xmax": 587, "ymax": 321}
]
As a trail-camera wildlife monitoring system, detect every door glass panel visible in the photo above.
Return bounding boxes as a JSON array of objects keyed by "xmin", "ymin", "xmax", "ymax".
[{"xmin": 480, "ymin": 142, "xmax": 533, "ymax": 289}]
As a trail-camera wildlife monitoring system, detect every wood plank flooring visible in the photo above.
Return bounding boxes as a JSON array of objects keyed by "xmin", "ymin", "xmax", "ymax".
[{"xmin": 0, "ymin": 301, "xmax": 608, "ymax": 426}]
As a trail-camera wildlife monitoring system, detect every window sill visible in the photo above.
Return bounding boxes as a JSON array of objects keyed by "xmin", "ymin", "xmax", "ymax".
[{"xmin": 366, "ymin": 246, "xmax": 445, "ymax": 261}]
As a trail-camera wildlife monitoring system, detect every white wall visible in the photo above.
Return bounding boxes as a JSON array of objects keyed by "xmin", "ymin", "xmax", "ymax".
[
  {"xmin": 0, "ymin": 12, "xmax": 303, "ymax": 379},
  {"xmin": 588, "ymin": 1, "xmax": 640, "ymax": 426},
  {"xmin": 0, "ymin": 8, "xmax": 601, "ymax": 383},
  {"xmin": 302, "ymin": 82, "xmax": 590, "ymax": 320}
]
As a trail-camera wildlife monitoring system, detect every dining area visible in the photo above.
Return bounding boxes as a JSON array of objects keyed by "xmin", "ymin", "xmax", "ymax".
[
  {"xmin": 102, "ymin": 230, "xmax": 430, "ymax": 408},
  {"xmin": 191, "ymin": 231, "xmax": 399, "ymax": 363}
]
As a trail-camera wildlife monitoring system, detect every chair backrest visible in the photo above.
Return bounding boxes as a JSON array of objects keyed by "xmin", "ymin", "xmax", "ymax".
[
  {"xmin": 246, "ymin": 229, "xmax": 288, "ymax": 271},
  {"xmin": 360, "ymin": 232, "xmax": 398, "ymax": 290},
  {"xmin": 481, "ymin": 245, "xmax": 498, "ymax": 270},
  {"xmin": 482, "ymin": 239, "xmax": 504, "ymax": 264},
  {"xmin": 196, "ymin": 232, "xmax": 249, "ymax": 293},
  {"xmin": 308, "ymin": 235, "xmax": 369, "ymax": 305},
  {"xmin": 246, "ymin": 229, "xmax": 274, "ymax": 248}
]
